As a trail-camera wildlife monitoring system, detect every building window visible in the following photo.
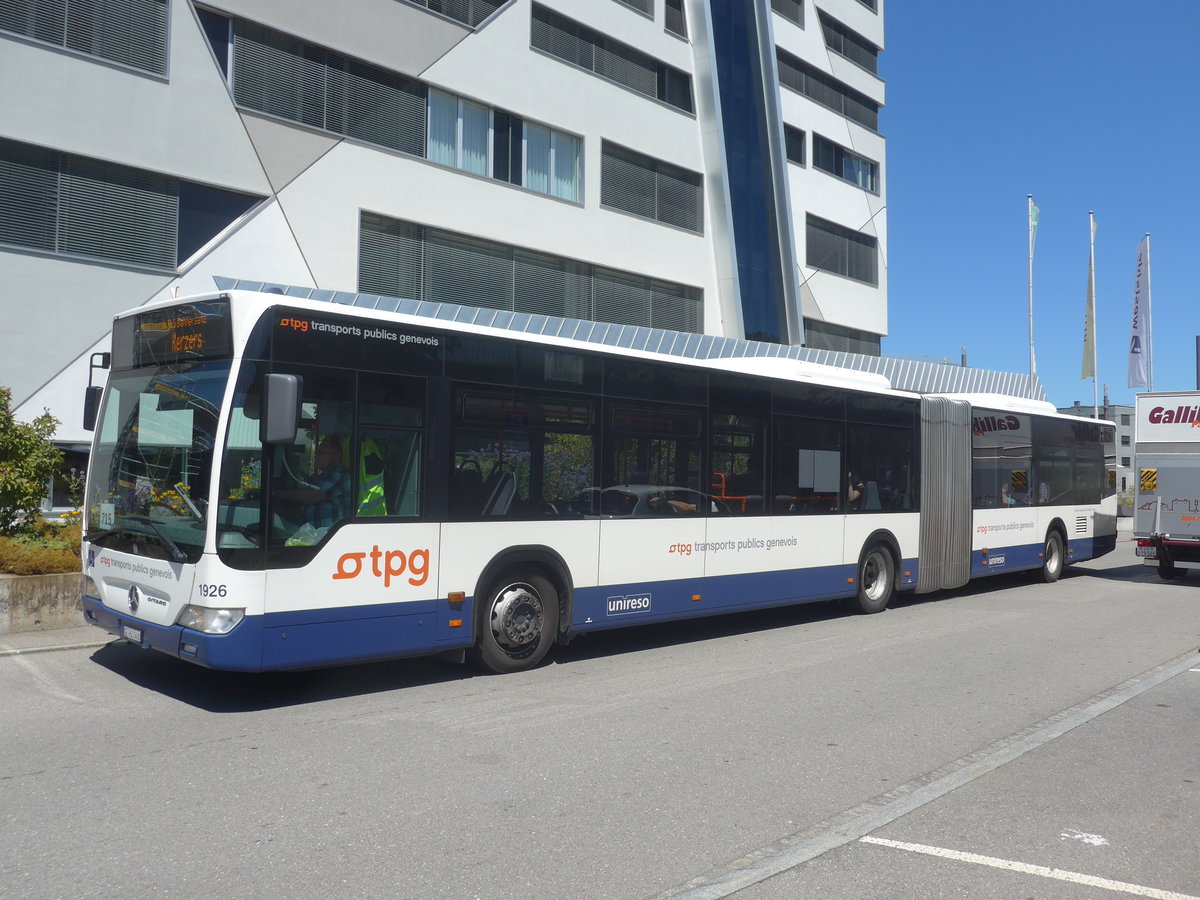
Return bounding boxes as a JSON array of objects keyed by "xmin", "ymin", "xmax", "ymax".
[
  {"xmin": 1121, "ymin": 414, "xmax": 1130, "ymax": 426},
  {"xmin": 601, "ymin": 142, "xmax": 703, "ymax": 233},
  {"xmin": 806, "ymin": 214, "xmax": 878, "ymax": 285},
  {"xmin": 402, "ymin": 0, "xmax": 505, "ymax": 28},
  {"xmin": 197, "ymin": 8, "xmax": 231, "ymax": 77},
  {"xmin": 525, "ymin": 123, "xmax": 582, "ymax": 202},
  {"xmin": 819, "ymin": 11, "xmax": 878, "ymax": 74},
  {"xmin": 230, "ymin": 19, "xmax": 428, "ymax": 156},
  {"xmin": 1121, "ymin": 435, "xmax": 1131, "ymax": 446},
  {"xmin": 855, "ymin": 0, "xmax": 878, "ymax": 12},
  {"xmin": 813, "ymin": 134, "xmax": 878, "ymax": 192},
  {"xmin": 771, "ymin": 0, "xmax": 803, "ymax": 26},
  {"xmin": 531, "ymin": 4, "xmax": 694, "ymax": 114},
  {"xmin": 784, "ymin": 125, "xmax": 805, "ymax": 166},
  {"xmin": 428, "ymin": 89, "xmax": 491, "ymax": 176},
  {"xmin": 1122, "ymin": 457, "xmax": 1131, "ymax": 468},
  {"xmin": 664, "ymin": 0, "xmax": 687, "ymax": 38},
  {"xmin": 0, "ymin": 138, "xmax": 260, "ymax": 270},
  {"xmin": 208, "ymin": 16, "xmax": 582, "ymax": 203},
  {"xmin": 612, "ymin": 0, "xmax": 652, "ymax": 15},
  {"xmin": 804, "ymin": 319, "xmax": 880, "ymax": 355},
  {"xmin": 0, "ymin": 0, "xmax": 169, "ymax": 74},
  {"xmin": 360, "ymin": 212, "xmax": 703, "ymax": 332},
  {"xmin": 777, "ymin": 49, "xmax": 878, "ymax": 131}
]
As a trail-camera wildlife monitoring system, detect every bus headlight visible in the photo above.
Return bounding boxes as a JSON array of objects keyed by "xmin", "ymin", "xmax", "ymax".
[
  {"xmin": 178, "ymin": 605, "xmax": 245, "ymax": 634},
  {"xmin": 83, "ymin": 576, "xmax": 100, "ymax": 599}
]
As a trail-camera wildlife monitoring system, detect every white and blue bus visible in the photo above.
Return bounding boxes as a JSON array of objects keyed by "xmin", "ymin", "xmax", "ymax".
[{"xmin": 81, "ymin": 290, "xmax": 1117, "ymax": 673}]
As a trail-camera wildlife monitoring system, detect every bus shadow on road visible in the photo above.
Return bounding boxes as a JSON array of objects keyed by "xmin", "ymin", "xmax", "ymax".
[
  {"xmin": 88, "ymin": 640, "xmax": 474, "ymax": 712},
  {"xmin": 551, "ymin": 600, "xmax": 849, "ymax": 665}
]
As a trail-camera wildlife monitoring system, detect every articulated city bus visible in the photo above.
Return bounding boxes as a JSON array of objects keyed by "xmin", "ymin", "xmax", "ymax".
[{"xmin": 81, "ymin": 290, "xmax": 1117, "ymax": 673}]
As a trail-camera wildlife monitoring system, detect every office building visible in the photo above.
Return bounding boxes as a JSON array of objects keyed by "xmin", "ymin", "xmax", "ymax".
[{"xmin": 2, "ymin": 0, "xmax": 890, "ymax": 503}]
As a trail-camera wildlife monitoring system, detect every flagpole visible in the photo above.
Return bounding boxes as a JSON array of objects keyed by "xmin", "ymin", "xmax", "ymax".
[
  {"xmin": 1028, "ymin": 195, "xmax": 1037, "ymax": 378},
  {"xmin": 1089, "ymin": 211, "xmax": 1098, "ymax": 417},
  {"xmin": 1145, "ymin": 233, "xmax": 1153, "ymax": 392}
]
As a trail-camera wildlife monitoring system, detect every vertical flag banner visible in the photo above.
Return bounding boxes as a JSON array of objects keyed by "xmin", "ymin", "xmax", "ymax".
[
  {"xmin": 1128, "ymin": 235, "xmax": 1151, "ymax": 389},
  {"xmin": 1027, "ymin": 196, "xmax": 1039, "ymax": 377},
  {"xmin": 1081, "ymin": 213, "xmax": 1097, "ymax": 380}
]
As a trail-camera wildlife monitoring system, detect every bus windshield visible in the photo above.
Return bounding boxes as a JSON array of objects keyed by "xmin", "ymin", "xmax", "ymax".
[{"xmin": 85, "ymin": 360, "xmax": 229, "ymax": 563}]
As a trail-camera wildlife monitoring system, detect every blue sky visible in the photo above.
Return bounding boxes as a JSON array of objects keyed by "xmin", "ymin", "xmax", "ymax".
[{"xmin": 880, "ymin": 2, "xmax": 1200, "ymax": 409}]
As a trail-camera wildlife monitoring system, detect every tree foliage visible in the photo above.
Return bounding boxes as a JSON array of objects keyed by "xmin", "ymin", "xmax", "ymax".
[{"xmin": 0, "ymin": 387, "xmax": 62, "ymax": 535}]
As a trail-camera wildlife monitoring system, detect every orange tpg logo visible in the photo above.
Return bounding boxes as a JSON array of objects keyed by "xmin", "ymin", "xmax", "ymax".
[{"xmin": 333, "ymin": 546, "xmax": 430, "ymax": 587}]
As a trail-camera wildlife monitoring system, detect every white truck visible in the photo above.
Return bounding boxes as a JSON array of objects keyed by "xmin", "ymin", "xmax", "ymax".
[{"xmin": 1133, "ymin": 391, "xmax": 1200, "ymax": 579}]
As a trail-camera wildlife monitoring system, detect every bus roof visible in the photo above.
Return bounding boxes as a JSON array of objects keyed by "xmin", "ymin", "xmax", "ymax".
[{"xmin": 141, "ymin": 281, "xmax": 1048, "ymax": 402}]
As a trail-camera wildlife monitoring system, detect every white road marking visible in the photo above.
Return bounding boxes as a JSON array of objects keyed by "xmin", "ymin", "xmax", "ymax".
[
  {"xmin": 4, "ymin": 653, "xmax": 84, "ymax": 703},
  {"xmin": 1060, "ymin": 828, "xmax": 1110, "ymax": 846},
  {"xmin": 860, "ymin": 836, "xmax": 1199, "ymax": 900}
]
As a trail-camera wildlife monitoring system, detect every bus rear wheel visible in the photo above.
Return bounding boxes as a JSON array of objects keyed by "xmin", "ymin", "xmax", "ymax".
[
  {"xmin": 1039, "ymin": 531, "xmax": 1064, "ymax": 583},
  {"xmin": 850, "ymin": 544, "xmax": 894, "ymax": 615},
  {"xmin": 470, "ymin": 571, "xmax": 559, "ymax": 674}
]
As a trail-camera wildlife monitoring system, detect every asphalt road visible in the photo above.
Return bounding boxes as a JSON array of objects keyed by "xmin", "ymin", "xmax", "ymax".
[{"xmin": 2, "ymin": 535, "xmax": 1198, "ymax": 899}]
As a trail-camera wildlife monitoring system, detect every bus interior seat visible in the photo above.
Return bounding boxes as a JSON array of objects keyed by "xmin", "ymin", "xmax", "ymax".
[
  {"xmin": 864, "ymin": 481, "xmax": 881, "ymax": 510},
  {"xmin": 451, "ymin": 460, "xmax": 483, "ymax": 517},
  {"xmin": 481, "ymin": 469, "xmax": 516, "ymax": 516}
]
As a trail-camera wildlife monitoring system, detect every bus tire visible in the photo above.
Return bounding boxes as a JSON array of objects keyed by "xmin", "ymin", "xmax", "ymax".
[
  {"xmin": 470, "ymin": 571, "xmax": 559, "ymax": 674},
  {"xmin": 1039, "ymin": 530, "xmax": 1064, "ymax": 583},
  {"xmin": 850, "ymin": 543, "xmax": 894, "ymax": 615}
]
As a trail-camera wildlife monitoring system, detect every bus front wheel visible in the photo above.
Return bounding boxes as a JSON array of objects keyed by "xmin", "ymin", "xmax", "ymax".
[
  {"xmin": 850, "ymin": 544, "xmax": 894, "ymax": 615},
  {"xmin": 471, "ymin": 571, "xmax": 559, "ymax": 674},
  {"xmin": 1039, "ymin": 531, "xmax": 1064, "ymax": 583}
]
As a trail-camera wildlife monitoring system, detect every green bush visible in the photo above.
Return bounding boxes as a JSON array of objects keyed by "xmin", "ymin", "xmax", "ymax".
[
  {"xmin": 0, "ymin": 521, "xmax": 81, "ymax": 575},
  {"xmin": 0, "ymin": 386, "xmax": 63, "ymax": 536}
]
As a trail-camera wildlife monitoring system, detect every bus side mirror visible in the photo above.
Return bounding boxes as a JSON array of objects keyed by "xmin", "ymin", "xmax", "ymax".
[
  {"xmin": 82, "ymin": 351, "xmax": 110, "ymax": 431},
  {"xmin": 82, "ymin": 386, "xmax": 103, "ymax": 431},
  {"xmin": 262, "ymin": 373, "xmax": 302, "ymax": 445}
]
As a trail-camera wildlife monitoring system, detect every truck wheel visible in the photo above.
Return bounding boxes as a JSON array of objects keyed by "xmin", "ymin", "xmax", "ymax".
[
  {"xmin": 469, "ymin": 571, "xmax": 558, "ymax": 674},
  {"xmin": 1039, "ymin": 531, "xmax": 1064, "ymax": 583},
  {"xmin": 1159, "ymin": 560, "xmax": 1185, "ymax": 580}
]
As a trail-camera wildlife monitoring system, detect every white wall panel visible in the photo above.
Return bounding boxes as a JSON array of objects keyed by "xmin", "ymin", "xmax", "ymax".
[
  {"xmin": 0, "ymin": 252, "xmax": 170, "ymax": 407},
  {"xmin": 12, "ymin": 201, "xmax": 314, "ymax": 441},
  {"xmin": 0, "ymin": 0, "xmax": 269, "ymax": 194}
]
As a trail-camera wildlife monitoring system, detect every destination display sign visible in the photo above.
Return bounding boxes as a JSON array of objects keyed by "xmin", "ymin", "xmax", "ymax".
[{"xmin": 114, "ymin": 300, "xmax": 234, "ymax": 369}]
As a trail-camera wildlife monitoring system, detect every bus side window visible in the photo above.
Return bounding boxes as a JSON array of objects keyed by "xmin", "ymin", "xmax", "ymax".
[
  {"xmin": 357, "ymin": 430, "xmax": 422, "ymax": 517},
  {"xmin": 771, "ymin": 416, "xmax": 842, "ymax": 514},
  {"xmin": 357, "ymin": 373, "xmax": 426, "ymax": 518},
  {"xmin": 711, "ymin": 374, "xmax": 769, "ymax": 516}
]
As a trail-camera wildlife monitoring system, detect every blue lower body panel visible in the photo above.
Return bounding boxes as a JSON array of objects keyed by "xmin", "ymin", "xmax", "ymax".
[
  {"xmin": 569, "ymin": 560, "xmax": 918, "ymax": 633},
  {"xmin": 84, "ymin": 595, "xmax": 264, "ymax": 671},
  {"xmin": 971, "ymin": 532, "xmax": 1117, "ymax": 578},
  {"xmin": 84, "ymin": 595, "xmax": 473, "ymax": 672}
]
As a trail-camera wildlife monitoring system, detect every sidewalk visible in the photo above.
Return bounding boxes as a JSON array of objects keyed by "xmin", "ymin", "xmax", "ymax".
[{"xmin": 0, "ymin": 622, "xmax": 113, "ymax": 657}]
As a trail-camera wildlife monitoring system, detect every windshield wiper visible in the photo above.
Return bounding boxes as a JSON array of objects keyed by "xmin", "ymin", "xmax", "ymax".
[
  {"xmin": 123, "ymin": 515, "xmax": 189, "ymax": 563},
  {"xmin": 82, "ymin": 528, "xmax": 120, "ymax": 543}
]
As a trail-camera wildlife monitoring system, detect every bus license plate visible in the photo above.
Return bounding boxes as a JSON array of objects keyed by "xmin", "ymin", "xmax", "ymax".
[
  {"xmin": 1135, "ymin": 546, "xmax": 1157, "ymax": 559},
  {"xmin": 122, "ymin": 624, "xmax": 143, "ymax": 644}
]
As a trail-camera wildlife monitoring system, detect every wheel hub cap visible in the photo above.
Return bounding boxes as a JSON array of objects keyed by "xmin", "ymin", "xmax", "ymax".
[{"xmin": 491, "ymin": 584, "xmax": 543, "ymax": 650}]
